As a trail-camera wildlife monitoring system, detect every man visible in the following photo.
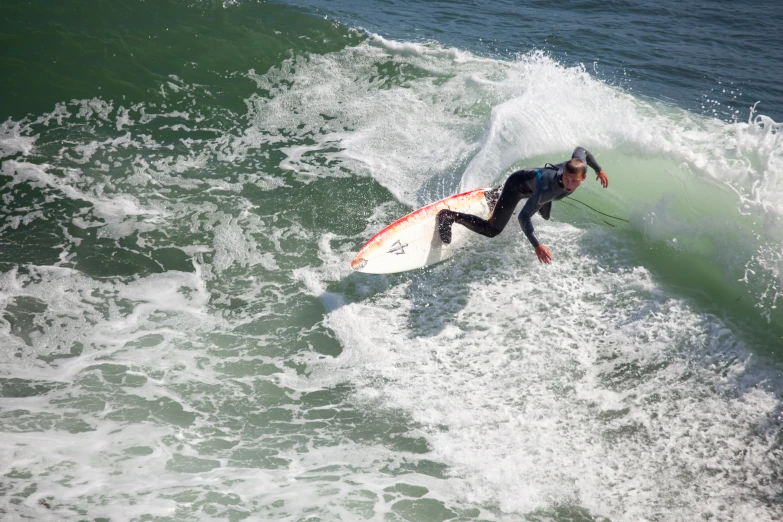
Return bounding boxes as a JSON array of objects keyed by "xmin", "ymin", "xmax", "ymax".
[{"xmin": 437, "ymin": 147, "xmax": 609, "ymax": 264}]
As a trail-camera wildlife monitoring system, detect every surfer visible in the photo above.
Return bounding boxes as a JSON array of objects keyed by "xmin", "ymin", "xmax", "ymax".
[{"xmin": 437, "ymin": 147, "xmax": 609, "ymax": 264}]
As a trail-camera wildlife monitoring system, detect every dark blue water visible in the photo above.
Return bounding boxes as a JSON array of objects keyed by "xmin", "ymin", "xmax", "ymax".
[{"xmin": 287, "ymin": 0, "xmax": 783, "ymax": 122}]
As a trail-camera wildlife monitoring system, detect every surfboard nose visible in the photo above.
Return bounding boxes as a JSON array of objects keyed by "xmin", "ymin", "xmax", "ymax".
[{"xmin": 350, "ymin": 257, "xmax": 368, "ymax": 271}]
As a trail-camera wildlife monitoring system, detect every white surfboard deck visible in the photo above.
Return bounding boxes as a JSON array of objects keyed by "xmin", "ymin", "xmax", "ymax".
[{"xmin": 350, "ymin": 187, "xmax": 498, "ymax": 274}]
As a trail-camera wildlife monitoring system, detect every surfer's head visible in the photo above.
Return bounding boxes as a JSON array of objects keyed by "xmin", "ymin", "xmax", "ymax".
[{"xmin": 562, "ymin": 158, "xmax": 587, "ymax": 192}]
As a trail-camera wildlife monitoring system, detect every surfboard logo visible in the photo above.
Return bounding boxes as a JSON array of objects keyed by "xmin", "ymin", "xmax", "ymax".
[{"xmin": 388, "ymin": 240, "xmax": 407, "ymax": 255}]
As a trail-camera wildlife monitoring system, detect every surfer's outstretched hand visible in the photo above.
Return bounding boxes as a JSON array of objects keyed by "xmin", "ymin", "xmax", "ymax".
[
  {"xmin": 596, "ymin": 169, "xmax": 609, "ymax": 188},
  {"xmin": 535, "ymin": 244, "xmax": 552, "ymax": 264}
]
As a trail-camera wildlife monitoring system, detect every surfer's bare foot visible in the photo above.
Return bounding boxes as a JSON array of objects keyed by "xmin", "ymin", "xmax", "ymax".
[{"xmin": 437, "ymin": 209, "xmax": 454, "ymax": 244}]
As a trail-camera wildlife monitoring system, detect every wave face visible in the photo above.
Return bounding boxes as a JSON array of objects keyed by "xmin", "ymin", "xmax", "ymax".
[{"xmin": 1, "ymin": 1, "xmax": 782, "ymax": 521}]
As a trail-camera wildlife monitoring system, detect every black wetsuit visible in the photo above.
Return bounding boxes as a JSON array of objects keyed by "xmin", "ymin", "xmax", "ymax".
[{"xmin": 439, "ymin": 147, "xmax": 603, "ymax": 247}]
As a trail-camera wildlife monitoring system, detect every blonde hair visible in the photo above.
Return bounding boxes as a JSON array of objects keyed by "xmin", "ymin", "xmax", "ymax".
[{"xmin": 564, "ymin": 158, "xmax": 587, "ymax": 177}]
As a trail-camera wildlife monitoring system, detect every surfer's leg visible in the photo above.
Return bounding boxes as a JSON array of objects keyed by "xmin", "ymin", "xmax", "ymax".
[
  {"xmin": 437, "ymin": 210, "xmax": 498, "ymax": 244},
  {"xmin": 437, "ymin": 172, "xmax": 530, "ymax": 243}
]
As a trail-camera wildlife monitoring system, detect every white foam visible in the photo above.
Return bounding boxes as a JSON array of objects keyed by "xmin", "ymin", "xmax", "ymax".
[
  {"xmin": 0, "ymin": 119, "xmax": 37, "ymax": 159},
  {"xmin": 245, "ymin": 38, "xmax": 494, "ymax": 205},
  {"xmin": 313, "ymin": 226, "xmax": 783, "ymax": 521}
]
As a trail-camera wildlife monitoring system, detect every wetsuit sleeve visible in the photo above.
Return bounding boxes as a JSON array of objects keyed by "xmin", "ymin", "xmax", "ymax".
[
  {"xmin": 518, "ymin": 193, "xmax": 544, "ymax": 247},
  {"xmin": 572, "ymin": 147, "xmax": 602, "ymax": 172}
]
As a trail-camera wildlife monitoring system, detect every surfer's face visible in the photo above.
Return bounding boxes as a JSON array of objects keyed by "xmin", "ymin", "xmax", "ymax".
[{"xmin": 562, "ymin": 172, "xmax": 586, "ymax": 192}]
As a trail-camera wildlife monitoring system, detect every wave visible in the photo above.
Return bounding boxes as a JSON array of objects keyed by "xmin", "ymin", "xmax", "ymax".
[
  {"xmin": 2, "ymin": 23, "xmax": 780, "ymax": 322},
  {"xmin": 2, "ymin": 19, "xmax": 782, "ymax": 519},
  {"xmin": 243, "ymin": 33, "xmax": 783, "ymax": 327}
]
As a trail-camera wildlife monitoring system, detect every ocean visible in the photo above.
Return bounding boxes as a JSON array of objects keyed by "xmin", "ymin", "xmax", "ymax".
[{"xmin": 1, "ymin": 1, "xmax": 782, "ymax": 521}]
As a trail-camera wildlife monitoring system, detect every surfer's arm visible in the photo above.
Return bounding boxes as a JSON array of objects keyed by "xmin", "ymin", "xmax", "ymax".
[
  {"xmin": 573, "ymin": 146, "xmax": 608, "ymax": 188},
  {"xmin": 518, "ymin": 189, "xmax": 553, "ymax": 264},
  {"xmin": 518, "ymin": 195, "xmax": 544, "ymax": 248}
]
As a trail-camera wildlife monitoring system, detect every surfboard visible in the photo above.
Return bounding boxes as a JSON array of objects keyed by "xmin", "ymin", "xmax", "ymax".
[{"xmin": 350, "ymin": 187, "xmax": 499, "ymax": 274}]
